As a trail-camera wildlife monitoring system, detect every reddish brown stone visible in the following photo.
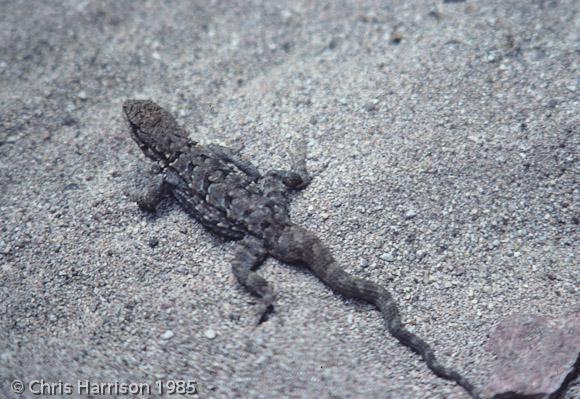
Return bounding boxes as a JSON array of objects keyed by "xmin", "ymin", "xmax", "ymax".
[{"xmin": 485, "ymin": 311, "xmax": 580, "ymax": 399}]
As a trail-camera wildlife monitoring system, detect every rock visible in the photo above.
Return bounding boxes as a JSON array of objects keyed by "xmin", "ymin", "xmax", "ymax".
[
  {"xmin": 404, "ymin": 209, "xmax": 418, "ymax": 219},
  {"xmin": 0, "ymin": 245, "xmax": 11, "ymax": 255},
  {"xmin": 204, "ymin": 328, "xmax": 217, "ymax": 340},
  {"xmin": 380, "ymin": 253, "xmax": 395, "ymax": 262},
  {"xmin": 62, "ymin": 116, "xmax": 78, "ymax": 126},
  {"xmin": 160, "ymin": 330, "xmax": 174, "ymax": 340},
  {"xmin": 327, "ymin": 37, "xmax": 338, "ymax": 50},
  {"xmin": 389, "ymin": 32, "xmax": 403, "ymax": 44},
  {"xmin": 0, "ymin": 351, "xmax": 12, "ymax": 362},
  {"xmin": 363, "ymin": 102, "xmax": 378, "ymax": 112},
  {"xmin": 416, "ymin": 250, "xmax": 427, "ymax": 261},
  {"xmin": 484, "ymin": 311, "xmax": 580, "ymax": 399}
]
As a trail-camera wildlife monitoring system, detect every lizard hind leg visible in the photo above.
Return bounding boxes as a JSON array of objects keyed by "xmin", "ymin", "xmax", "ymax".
[{"xmin": 231, "ymin": 236, "xmax": 275, "ymax": 324}]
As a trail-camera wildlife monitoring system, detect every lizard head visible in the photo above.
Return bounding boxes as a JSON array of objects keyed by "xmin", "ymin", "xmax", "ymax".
[{"xmin": 123, "ymin": 99, "xmax": 191, "ymax": 164}]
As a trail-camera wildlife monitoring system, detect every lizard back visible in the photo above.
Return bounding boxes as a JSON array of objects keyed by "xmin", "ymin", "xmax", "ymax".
[{"xmin": 123, "ymin": 99, "xmax": 290, "ymax": 241}]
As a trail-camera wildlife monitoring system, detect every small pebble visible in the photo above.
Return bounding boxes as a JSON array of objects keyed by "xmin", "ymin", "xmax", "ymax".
[
  {"xmin": 160, "ymin": 330, "xmax": 174, "ymax": 340},
  {"xmin": 389, "ymin": 32, "xmax": 403, "ymax": 44},
  {"xmin": 62, "ymin": 116, "xmax": 78, "ymax": 126},
  {"xmin": 205, "ymin": 328, "xmax": 217, "ymax": 340},
  {"xmin": 380, "ymin": 253, "xmax": 395, "ymax": 262},
  {"xmin": 327, "ymin": 37, "xmax": 338, "ymax": 50},
  {"xmin": 364, "ymin": 102, "xmax": 378, "ymax": 112}
]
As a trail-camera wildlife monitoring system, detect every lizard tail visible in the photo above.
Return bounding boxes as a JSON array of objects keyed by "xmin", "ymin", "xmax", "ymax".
[{"xmin": 273, "ymin": 226, "xmax": 481, "ymax": 399}]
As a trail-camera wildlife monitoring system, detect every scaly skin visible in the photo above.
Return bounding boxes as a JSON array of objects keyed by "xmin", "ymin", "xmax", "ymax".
[{"xmin": 123, "ymin": 99, "xmax": 481, "ymax": 398}]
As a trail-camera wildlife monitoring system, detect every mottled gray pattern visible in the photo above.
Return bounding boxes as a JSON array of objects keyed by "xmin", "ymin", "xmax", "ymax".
[{"xmin": 124, "ymin": 99, "xmax": 480, "ymax": 398}]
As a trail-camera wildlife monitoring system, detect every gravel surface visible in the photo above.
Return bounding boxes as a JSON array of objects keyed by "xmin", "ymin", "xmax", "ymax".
[{"xmin": 1, "ymin": 1, "xmax": 578, "ymax": 398}]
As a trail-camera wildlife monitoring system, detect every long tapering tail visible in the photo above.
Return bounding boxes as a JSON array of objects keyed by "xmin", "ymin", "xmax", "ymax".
[{"xmin": 273, "ymin": 226, "xmax": 481, "ymax": 398}]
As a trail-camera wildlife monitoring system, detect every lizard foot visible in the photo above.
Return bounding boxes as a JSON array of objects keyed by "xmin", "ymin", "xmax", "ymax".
[{"xmin": 256, "ymin": 302, "xmax": 275, "ymax": 324}]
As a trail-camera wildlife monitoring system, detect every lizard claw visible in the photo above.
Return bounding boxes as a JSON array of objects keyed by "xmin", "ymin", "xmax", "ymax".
[
  {"xmin": 256, "ymin": 306, "xmax": 273, "ymax": 325},
  {"xmin": 255, "ymin": 298, "xmax": 275, "ymax": 325}
]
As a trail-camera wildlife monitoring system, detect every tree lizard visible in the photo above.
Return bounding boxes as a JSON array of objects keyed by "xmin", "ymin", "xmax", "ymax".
[{"xmin": 123, "ymin": 99, "xmax": 480, "ymax": 398}]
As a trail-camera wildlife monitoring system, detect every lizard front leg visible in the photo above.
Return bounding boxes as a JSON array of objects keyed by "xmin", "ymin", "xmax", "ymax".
[
  {"xmin": 232, "ymin": 236, "xmax": 275, "ymax": 324},
  {"xmin": 285, "ymin": 137, "xmax": 311, "ymax": 190},
  {"xmin": 134, "ymin": 166, "xmax": 168, "ymax": 212},
  {"xmin": 259, "ymin": 139, "xmax": 312, "ymax": 205},
  {"xmin": 207, "ymin": 143, "xmax": 261, "ymax": 182}
]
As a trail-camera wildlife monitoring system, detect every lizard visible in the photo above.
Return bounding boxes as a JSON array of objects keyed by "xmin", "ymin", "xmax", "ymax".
[{"xmin": 123, "ymin": 99, "xmax": 481, "ymax": 398}]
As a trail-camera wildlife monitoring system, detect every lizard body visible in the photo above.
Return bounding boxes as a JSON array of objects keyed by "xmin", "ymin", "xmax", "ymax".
[{"xmin": 123, "ymin": 99, "xmax": 480, "ymax": 398}]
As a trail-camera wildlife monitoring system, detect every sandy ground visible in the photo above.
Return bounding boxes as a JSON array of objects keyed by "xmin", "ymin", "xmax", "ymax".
[{"xmin": 0, "ymin": 1, "xmax": 578, "ymax": 398}]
